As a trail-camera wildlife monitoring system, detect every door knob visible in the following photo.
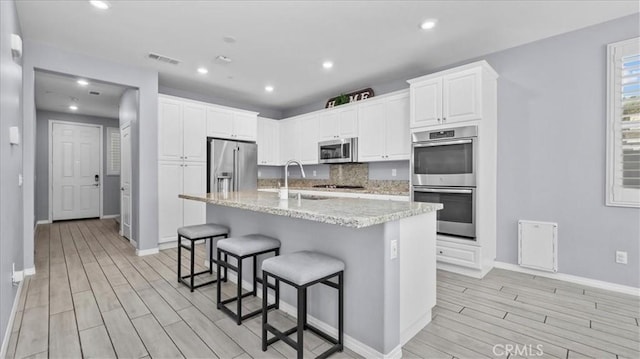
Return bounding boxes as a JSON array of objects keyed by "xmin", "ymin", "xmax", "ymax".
[{"xmin": 120, "ymin": 187, "xmax": 125, "ymax": 191}]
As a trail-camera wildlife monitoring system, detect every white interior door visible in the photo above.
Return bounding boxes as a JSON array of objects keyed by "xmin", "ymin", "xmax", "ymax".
[
  {"xmin": 52, "ymin": 122, "xmax": 101, "ymax": 220},
  {"xmin": 120, "ymin": 125, "xmax": 132, "ymax": 240}
]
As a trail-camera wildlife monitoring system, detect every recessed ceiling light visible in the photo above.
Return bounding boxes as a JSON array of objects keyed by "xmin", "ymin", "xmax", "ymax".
[
  {"xmin": 89, "ymin": 0, "xmax": 111, "ymax": 10},
  {"xmin": 215, "ymin": 55, "xmax": 232, "ymax": 64},
  {"xmin": 197, "ymin": 67, "xmax": 209, "ymax": 74},
  {"xmin": 420, "ymin": 19, "xmax": 438, "ymax": 30},
  {"xmin": 77, "ymin": 79, "xmax": 89, "ymax": 86},
  {"xmin": 69, "ymin": 105, "xmax": 78, "ymax": 111},
  {"xmin": 265, "ymin": 85, "xmax": 274, "ymax": 93},
  {"xmin": 322, "ymin": 61, "xmax": 334, "ymax": 69}
]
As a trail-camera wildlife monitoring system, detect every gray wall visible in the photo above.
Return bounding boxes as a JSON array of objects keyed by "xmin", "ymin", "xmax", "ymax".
[
  {"xmin": 283, "ymin": 14, "xmax": 640, "ymax": 287},
  {"xmin": 35, "ymin": 110, "xmax": 121, "ymax": 221},
  {"xmin": 0, "ymin": 0, "xmax": 23, "ymax": 349},
  {"xmin": 23, "ymin": 40, "xmax": 159, "ymax": 270},
  {"xmin": 159, "ymin": 85, "xmax": 283, "ymax": 119}
]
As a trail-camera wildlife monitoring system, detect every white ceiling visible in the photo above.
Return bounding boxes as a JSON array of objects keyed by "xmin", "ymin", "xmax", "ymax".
[
  {"xmin": 35, "ymin": 70, "xmax": 128, "ymax": 118},
  {"xmin": 17, "ymin": 1, "xmax": 639, "ymax": 113}
]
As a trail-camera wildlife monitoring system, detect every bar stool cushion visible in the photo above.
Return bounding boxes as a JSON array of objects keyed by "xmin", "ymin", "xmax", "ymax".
[
  {"xmin": 178, "ymin": 223, "xmax": 229, "ymax": 239},
  {"xmin": 262, "ymin": 251, "xmax": 344, "ymax": 286},
  {"xmin": 217, "ymin": 234, "xmax": 281, "ymax": 256}
]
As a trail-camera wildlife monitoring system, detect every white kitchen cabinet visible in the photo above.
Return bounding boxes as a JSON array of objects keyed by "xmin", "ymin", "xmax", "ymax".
[
  {"xmin": 409, "ymin": 64, "xmax": 491, "ymax": 128},
  {"xmin": 257, "ymin": 117, "xmax": 281, "ymax": 165},
  {"xmin": 279, "ymin": 119, "xmax": 300, "ymax": 163},
  {"xmin": 318, "ymin": 106, "xmax": 358, "ymax": 140},
  {"xmin": 159, "ymin": 97, "xmax": 207, "ymax": 162},
  {"xmin": 298, "ymin": 115, "xmax": 319, "ymax": 164},
  {"xmin": 158, "ymin": 161, "xmax": 206, "ymax": 244},
  {"xmin": 358, "ymin": 91, "xmax": 410, "ymax": 162},
  {"xmin": 207, "ymin": 106, "xmax": 257, "ymax": 141}
]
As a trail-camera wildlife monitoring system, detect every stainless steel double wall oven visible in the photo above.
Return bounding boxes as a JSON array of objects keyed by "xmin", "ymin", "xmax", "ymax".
[{"xmin": 412, "ymin": 125, "xmax": 477, "ymax": 239}]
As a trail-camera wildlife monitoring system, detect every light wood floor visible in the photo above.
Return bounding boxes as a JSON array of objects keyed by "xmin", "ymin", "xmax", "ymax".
[{"xmin": 4, "ymin": 219, "xmax": 639, "ymax": 359}]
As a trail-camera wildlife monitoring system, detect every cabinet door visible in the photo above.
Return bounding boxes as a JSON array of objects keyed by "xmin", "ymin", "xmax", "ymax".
[
  {"xmin": 158, "ymin": 100, "xmax": 184, "ymax": 161},
  {"xmin": 411, "ymin": 78, "xmax": 442, "ymax": 128},
  {"xmin": 158, "ymin": 161, "xmax": 183, "ymax": 243},
  {"xmin": 358, "ymin": 101, "xmax": 386, "ymax": 162},
  {"xmin": 182, "ymin": 104, "xmax": 207, "ymax": 162},
  {"xmin": 279, "ymin": 120, "xmax": 300, "ymax": 162},
  {"xmin": 206, "ymin": 107, "xmax": 234, "ymax": 138},
  {"xmin": 338, "ymin": 107, "xmax": 358, "ymax": 138},
  {"xmin": 233, "ymin": 113, "xmax": 257, "ymax": 141},
  {"xmin": 182, "ymin": 162, "xmax": 206, "ymax": 227},
  {"xmin": 318, "ymin": 112, "xmax": 339, "ymax": 140},
  {"xmin": 385, "ymin": 94, "xmax": 410, "ymax": 160},
  {"xmin": 268, "ymin": 120, "xmax": 281, "ymax": 165},
  {"xmin": 257, "ymin": 118, "xmax": 268, "ymax": 165},
  {"xmin": 443, "ymin": 68, "xmax": 481, "ymax": 124},
  {"xmin": 298, "ymin": 115, "xmax": 319, "ymax": 164}
]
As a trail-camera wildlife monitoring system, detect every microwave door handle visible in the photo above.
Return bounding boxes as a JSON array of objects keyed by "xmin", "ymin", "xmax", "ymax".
[
  {"xmin": 413, "ymin": 139, "xmax": 473, "ymax": 148},
  {"xmin": 414, "ymin": 188, "xmax": 473, "ymax": 194}
]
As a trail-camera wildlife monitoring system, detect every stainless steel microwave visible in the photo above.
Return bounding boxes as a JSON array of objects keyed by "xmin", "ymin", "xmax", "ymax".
[{"xmin": 318, "ymin": 138, "xmax": 358, "ymax": 164}]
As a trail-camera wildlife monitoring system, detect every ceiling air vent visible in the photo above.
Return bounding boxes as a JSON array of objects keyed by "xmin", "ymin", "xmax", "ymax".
[
  {"xmin": 147, "ymin": 52, "xmax": 180, "ymax": 65},
  {"xmin": 89, "ymin": 91, "xmax": 100, "ymax": 95}
]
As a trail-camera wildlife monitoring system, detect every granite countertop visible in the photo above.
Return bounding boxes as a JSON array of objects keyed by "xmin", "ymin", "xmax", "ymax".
[
  {"xmin": 180, "ymin": 191, "xmax": 442, "ymax": 228},
  {"xmin": 258, "ymin": 186, "xmax": 410, "ymax": 196}
]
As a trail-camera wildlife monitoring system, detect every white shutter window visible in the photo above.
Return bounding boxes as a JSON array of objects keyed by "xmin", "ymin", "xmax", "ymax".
[
  {"xmin": 607, "ymin": 37, "xmax": 640, "ymax": 207},
  {"xmin": 106, "ymin": 127, "xmax": 121, "ymax": 176}
]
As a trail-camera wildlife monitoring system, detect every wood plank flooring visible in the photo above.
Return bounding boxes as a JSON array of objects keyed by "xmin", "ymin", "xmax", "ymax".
[{"xmin": 5, "ymin": 219, "xmax": 639, "ymax": 358}]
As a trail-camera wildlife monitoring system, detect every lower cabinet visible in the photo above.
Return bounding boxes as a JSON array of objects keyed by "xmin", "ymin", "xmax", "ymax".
[
  {"xmin": 436, "ymin": 240, "xmax": 482, "ymax": 269},
  {"xmin": 158, "ymin": 161, "xmax": 206, "ymax": 244}
]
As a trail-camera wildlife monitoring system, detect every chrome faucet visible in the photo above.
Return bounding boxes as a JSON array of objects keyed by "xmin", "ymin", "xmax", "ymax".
[{"xmin": 284, "ymin": 159, "xmax": 306, "ymax": 188}]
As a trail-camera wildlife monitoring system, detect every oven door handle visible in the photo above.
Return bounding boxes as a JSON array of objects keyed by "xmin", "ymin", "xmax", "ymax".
[
  {"xmin": 412, "ymin": 139, "xmax": 473, "ymax": 148},
  {"xmin": 413, "ymin": 188, "xmax": 473, "ymax": 194}
]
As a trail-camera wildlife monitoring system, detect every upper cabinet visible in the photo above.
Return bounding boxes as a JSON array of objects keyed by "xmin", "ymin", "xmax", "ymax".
[
  {"xmin": 158, "ymin": 96, "xmax": 207, "ymax": 162},
  {"xmin": 207, "ymin": 106, "xmax": 257, "ymax": 141},
  {"xmin": 358, "ymin": 91, "xmax": 410, "ymax": 162},
  {"xmin": 277, "ymin": 115, "xmax": 319, "ymax": 165},
  {"xmin": 318, "ymin": 106, "xmax": 358, "ymax": 140},
  {"xmin": 409, "ymin": 62, "xmax": 497, "ymax": 128},
  {"xmin": 257, "ymin": 117, "xmax": 281, "ymax": 166}
]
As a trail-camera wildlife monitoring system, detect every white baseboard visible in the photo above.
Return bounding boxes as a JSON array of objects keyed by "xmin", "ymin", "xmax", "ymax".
[
  {"xmin": 0, "ymin": 279, "xmax": 24, "ymax": 358},
  {"xmin": 136, "ymin": 248, "xmax": 159, "ymax": 256},
  {"xmin": 101, "ymin": 214, "xmax": 120, "ymax": 219},
  {"xmin": 494, "ymin": 261, "xmax": 640, "ymax": 297},
  {"xmin": 35, "ymin": 220, "xmax": 51, "ymax": 225},
  {"xmin": 220, "ymin": 265, "xmax": 401, "ymax": 359},
  {"xmin": 437, "ymin": 261, "xmax": 491, "ymax": 279},
  {"xmin": 24, "ymin": 267, "xmax": 36, "ymax": 276},
  {"xmin": 159, "ymin": 241, "xmax": 177, "ymax": 250},
  {"xmin": 400, "ymin": 311, "xmax": 431, "ymax": 347}
]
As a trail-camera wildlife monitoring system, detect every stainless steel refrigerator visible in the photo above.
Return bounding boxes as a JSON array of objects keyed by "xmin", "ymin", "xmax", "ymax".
[{"xmin": 207, "ymin": 138, "xmax": 258, "ymax": 193}]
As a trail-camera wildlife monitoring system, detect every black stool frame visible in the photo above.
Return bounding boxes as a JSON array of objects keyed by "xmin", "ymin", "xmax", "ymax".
[
  {"xmin": 261, "ymin": 270, "xmax": 344, "ymax": 359},
  {"xmin": 216, "ymin": 247, "xmax": 280, "ymax": 325},
  {"xmin": 177, "ymin": 233, "xmax": 228, "ymax": 292}
]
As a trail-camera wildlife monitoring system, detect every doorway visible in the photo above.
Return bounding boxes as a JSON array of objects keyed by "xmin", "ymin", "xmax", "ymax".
[{"xmin": 49, "ymin": 121, "xmax": 102, "ymax": 220}]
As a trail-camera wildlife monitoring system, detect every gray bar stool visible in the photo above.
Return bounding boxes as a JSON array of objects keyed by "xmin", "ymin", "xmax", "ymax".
[
  {"xmin": 261, "ymin": 251, "xmax": 344, "ymax": 359},
  {"xmin": 177, "ymin": 223, "xmax": 229, "ymax": 292},
  {"xmin": 216, "ymin": 234, "xmax": 281, "ymax": 324}
]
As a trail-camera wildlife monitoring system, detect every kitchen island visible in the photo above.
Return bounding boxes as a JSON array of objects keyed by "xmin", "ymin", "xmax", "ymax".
[{"xmin": 180, "ymin": 191, "xmax": 442, "ymax": 358}]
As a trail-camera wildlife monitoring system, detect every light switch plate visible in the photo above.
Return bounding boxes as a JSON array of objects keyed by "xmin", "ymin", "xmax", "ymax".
[{"xmin": 9, "ymin": 126, "xmax": 20, "ymax": 145}]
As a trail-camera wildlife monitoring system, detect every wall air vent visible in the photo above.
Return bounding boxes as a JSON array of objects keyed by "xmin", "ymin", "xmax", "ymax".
[
  {"xmin": 89, "ymin": 91, "xmax": 100, "ymax": 95},
  {"xmin": 147, "ymin": 52, "xmax": 181, "ymax": 65}
]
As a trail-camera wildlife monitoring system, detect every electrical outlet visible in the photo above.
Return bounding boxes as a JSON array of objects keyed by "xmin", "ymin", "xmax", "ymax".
[
  {"xmin": 392, "ymin": 169, "xmax": 397, "ymax": 177},
  {"xmin": 313, "ymin": 170, "xmax": 317, "ymax": 177},
  {"xmin": 390, "ymin": 240, "xmax": 398, "ymax": 260},
  {"xmin": 616, "ymin": 251, "xmax": 628, "ymax": 264}
]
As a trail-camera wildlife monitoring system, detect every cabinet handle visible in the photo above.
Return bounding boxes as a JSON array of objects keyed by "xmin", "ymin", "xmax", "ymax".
[
  {"xmin": 439, "ymin": 250, "xmax": 443, "ymax": 254},
  {"xmin": 443, "ymin": 117, "xmax": 446, "ymax": 122},
  {"xmin": 184, "ymin": 164, "xmax": 188, "ymax": 167},
  {"xmin": 437, "ymin": 118, "xmax": 441, "ymax": 123}
]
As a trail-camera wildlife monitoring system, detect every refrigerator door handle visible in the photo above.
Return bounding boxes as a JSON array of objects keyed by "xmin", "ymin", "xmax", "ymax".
[
  {"xmin": 232, "ymin": 147, "xmax": 237, "ymax": 191},
  {"xmin": 235, "ymin": 146, "xmax": 240, "ymax": 191}
]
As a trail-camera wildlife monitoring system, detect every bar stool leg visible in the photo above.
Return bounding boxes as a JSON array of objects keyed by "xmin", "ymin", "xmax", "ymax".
[
  {"xmin": 261, "ymin": 271, "xmax": 268, "ymax": 351},
  {"xmin": 216, "ymin": 250, "xmax": 222, "ymax": 308},
  {"xmin": 339, "ymin": 271, "xmax": 344, "ymax": 350},
  {"xmin": 208, "ymin": 237, "xmax": 213, "ymax": 275},
  {"xmin": 236, "ymin": 257, "xmax": 243, "ymax": 325},
  {"xmin": 297, "ymin": 287, "xmax": 305, "ymax": 359},
  {"xmin": 190, "ymin": 241, "xmax": 195, "ymax": 292},
  {"xmin": 253, "ymin": 255, "xmax": 258, "ymax": 296},
  {"xmin": 302, "ymin": 287, "xmax": 308, "ymax": 329},
  {"xmin": 177, "ymin": 235, "xmax": 182, "ymax": 283},
  {"xmin": 223, "ymin": 253, "xmax": 228, "ymax": 282}
]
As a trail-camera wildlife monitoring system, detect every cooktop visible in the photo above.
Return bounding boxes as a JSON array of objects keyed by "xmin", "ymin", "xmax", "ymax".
[{"xmin": 312, "ymin": 184, "xmax": 365, "ymax": 189}]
